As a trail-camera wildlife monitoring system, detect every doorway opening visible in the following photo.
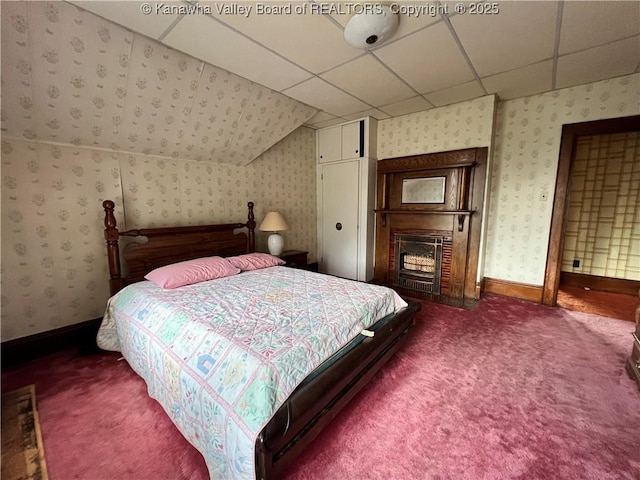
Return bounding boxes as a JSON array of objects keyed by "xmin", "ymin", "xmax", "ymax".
[{"xmin": 542, "ymin": 115, "xmax": 640, "ymax": 308}]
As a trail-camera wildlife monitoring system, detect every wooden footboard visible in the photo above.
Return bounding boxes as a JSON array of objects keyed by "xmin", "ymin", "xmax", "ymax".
[{"xmin": 255, "ymin": 301, "xmax": 421, "ymax": 479}]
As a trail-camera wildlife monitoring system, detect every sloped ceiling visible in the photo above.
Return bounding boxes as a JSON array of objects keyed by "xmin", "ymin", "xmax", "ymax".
[{"xmin": 0, "ymin": 1, "xmax": 318, "ymax": 166}]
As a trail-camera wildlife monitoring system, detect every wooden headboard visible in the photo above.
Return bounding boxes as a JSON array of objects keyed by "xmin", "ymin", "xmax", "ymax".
[{"xmin": 103, "ymin": 200, "xmax": 256, "ymax": 295}]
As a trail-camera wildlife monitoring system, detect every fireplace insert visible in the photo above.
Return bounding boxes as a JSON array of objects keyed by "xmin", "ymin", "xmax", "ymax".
[{"xmin": 393, "ymin": 235, "xmax": 443, "ymax": 294}]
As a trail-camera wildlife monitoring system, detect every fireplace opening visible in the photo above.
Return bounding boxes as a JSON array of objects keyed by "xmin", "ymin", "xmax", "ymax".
[{"xmin": 394, "ymin": 235, "xmax": 443, "ymax": 294}]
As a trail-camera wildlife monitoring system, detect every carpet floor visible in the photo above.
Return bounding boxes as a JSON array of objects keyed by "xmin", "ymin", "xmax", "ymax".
[{"xmin": 2, "ymin": 294, "xmax": 639, "ymax": 479}]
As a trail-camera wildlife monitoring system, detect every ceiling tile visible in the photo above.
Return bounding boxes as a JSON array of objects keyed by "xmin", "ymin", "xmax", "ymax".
[
  {"xmin": 162, "ymin": 14, "xmax": 312, "ymax": 92},
  {"xmin": 556, "ymin": 37, "xmax": 640, "ymax": 90},
  {"xmin": 379, "ymin": 96, "xmax": 433, "ymax": 117},
  {"xmin": 69, "ymin": 1, "xmax": 179, "ymax": 39},
  {"xmin": 330, "ymin": 2, "xmax": 443, "ymax": 39},
  {"xmin": 282, "ymin": 77, "xmax": 370, "ymax": 116},
  {"xmin": 206, "ymin": 1, "xmax": 361, "ymax": 74},
  {"xmin": 424, "ymin": 81, "xmax": 486, "ymax": 107},
  {"xmin": 375, "ymin": 22, "xmax": 475, "ymax": 93},
  {"xmin": 450, "ymin": 1, "xmax": 558, "ymax": 77},
  {"xmin": 482, "ymin": 61, "xmax": 553, "ymax": 100},
  {"xmin": 559, "ymin": 1, "xmax": 640, "ymax": 55},
  {"xmin": 320, "ymin": 55, "xmax": 416, "ymax": 107},
  {"xmin": 343, "ymin": 108, "xmax": 390, "ymax": 121}
]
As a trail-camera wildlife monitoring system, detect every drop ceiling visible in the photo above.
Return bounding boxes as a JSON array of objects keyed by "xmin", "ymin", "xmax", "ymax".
[{"xmin": 61, "ymin": 0, "xmax": 640, "ymax": 128}]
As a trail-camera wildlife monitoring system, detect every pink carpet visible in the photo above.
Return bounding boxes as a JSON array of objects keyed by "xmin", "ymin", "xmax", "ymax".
[{"xmin": 3, "ymin": 294, "xmax": 639, "ymax": 479}]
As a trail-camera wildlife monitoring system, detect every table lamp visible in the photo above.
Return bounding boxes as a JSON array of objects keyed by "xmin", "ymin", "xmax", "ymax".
[{"xmin": 259, "ymin": 211, "xmax": 289, "ymax": 256}]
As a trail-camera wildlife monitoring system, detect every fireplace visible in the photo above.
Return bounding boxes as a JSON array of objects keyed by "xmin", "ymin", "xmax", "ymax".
[
  {"xmin": 394, "ymin": 235, "xmax": 443, "ymax": 294},
  {"xmin": 374, "ymin": 147, "xmax": 487, "ymax": 308}
]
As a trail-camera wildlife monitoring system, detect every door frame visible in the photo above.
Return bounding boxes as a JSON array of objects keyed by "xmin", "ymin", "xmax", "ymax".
[{"xmin": 542, "ymin": 114, "xmax": 640, "ymax": 306}]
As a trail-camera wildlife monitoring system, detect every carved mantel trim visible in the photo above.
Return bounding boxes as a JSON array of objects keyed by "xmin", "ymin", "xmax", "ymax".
[{"xmin": 377, "ymin": 148, "xmax": 478, "ymax": 173}]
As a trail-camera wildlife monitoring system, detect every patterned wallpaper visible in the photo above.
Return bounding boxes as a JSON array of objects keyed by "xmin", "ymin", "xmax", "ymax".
[
  {"xmin": 1, "ymin": 127, "xmax": 316, "ymax": 342},
  {"xmin": 0, "ymin": 1, "xmax": 316, "ymax": 166},
  {"xmin": 377, "ymin": 95, "xmax": 497, "ymax": 159},
  {"xmin": 484, "ymin": 74, "xmax": 640, "ymax": 285},
  {"xmin": 562, "ymin": 132, "xmax": 639, "ymax": 281},
  {"xmin": 1, "ymin": 140, "xmax": 123, "ymax": 340}
]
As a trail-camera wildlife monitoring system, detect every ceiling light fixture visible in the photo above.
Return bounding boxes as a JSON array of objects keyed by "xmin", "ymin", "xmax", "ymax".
[{"xmin": 343, "ymin": 5, "xmax": 399, "ymax": 50}]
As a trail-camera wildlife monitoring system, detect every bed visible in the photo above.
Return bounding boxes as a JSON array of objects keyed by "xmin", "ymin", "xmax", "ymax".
[{"xmin": 97, "ymin": 200, "xmax": 421, "ymax": 479}]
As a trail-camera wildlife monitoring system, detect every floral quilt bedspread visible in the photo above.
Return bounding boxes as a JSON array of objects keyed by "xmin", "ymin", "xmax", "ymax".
[{"xmin": 97, "ymin": 266, "xmax": 407, "ymax": 479}]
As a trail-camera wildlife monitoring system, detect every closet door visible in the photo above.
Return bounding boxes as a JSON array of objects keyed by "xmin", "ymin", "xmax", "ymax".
[{"xmin": 320, "ymin": 160, "xmax": 359, "ymax": 280}]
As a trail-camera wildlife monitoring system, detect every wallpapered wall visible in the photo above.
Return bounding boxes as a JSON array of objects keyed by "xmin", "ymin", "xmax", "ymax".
[
  {"xmin": 377, "ymin": 95, "xmax": 496, "ymax": 159},
  {"xmin": 485, "ymin": 74, "xmax": 639, "ymax": 285},
  {"xmin": 1, "ymin": 0, "xmax": 318, "ymax": 342},
  {"xmin": 0, "ymin": 1, "xmax": 316, "ymax": 166},
  {"xmin": 1, "ymin": 127, "xmax": 317, "ymax": 342},
  {"xmin": 562, "ymin": 132, "xmax": 639, "ymax": 280},
  {"xmin": 376, "ymin": 75, "xmax": 639, "ymax": 287}
]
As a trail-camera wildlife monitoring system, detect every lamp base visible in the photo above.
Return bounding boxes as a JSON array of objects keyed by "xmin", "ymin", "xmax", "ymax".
[{"xmin": 267, "ymin": 233, "xmax": 284, "ymax": 256}]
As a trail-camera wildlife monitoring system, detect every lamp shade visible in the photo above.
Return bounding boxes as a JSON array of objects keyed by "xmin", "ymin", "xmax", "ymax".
[
  {"xmin": 260, "ymin": 212, "xmax": 289, "ymax": 256},
  {"xmin": 259, "ymin": 212, "xmax": 289, "ymax": 232}
]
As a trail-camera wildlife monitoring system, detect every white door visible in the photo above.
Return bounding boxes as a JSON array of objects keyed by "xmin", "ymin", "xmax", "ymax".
[{"xmin": 321, "ymin": 160, "xmax": 359, "ymax": 280}]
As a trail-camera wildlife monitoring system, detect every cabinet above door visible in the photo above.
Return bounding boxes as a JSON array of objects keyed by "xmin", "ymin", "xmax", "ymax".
[
  {"xmin": 317, "ymin": 125, "xmax": 342, "ymax": 163},
  {"xmin": 341, "ymin": 120, "xmax": 364, "ymax": 160},
  {"xmin": 317, "ymin": 118, "xmax": 374, "ymax": 164}
]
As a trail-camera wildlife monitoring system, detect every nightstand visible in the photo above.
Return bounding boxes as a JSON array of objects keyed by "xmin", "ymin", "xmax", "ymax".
[{"xmin": 278, "ymin": 250, "xmax": 308, "ymax": 269}]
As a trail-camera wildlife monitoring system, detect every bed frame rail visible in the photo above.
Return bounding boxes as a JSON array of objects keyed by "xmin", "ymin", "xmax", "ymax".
[{"xmin": 255, "ymin": 301, "xmax": 421, "ymax": 479}]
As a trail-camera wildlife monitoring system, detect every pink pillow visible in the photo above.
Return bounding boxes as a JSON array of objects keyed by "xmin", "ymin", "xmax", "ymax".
[
  {"xmin": 144, "ymin": 256, "xmax": 239, "ymax": 289},
  {"xmin": 227, "ymin": 253, "xmax": 285, "ymax": 271}
]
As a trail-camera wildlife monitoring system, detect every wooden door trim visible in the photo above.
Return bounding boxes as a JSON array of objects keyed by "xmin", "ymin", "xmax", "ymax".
[{"xmin": 542, "ymin": 115, "xmax": 640, "ymax": 306}]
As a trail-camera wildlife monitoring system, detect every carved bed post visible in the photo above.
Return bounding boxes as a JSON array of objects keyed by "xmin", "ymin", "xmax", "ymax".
[
  {"xmin": 103, "ymin": 200, "xmax": 124, "ymax": 296},
  {"xmin": 247, "ymin": 201, "xmax": 256, "ymax": 253}
]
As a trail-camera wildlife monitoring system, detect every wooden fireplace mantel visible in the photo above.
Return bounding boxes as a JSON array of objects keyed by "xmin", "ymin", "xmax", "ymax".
[
  {"xmin": 374, "ymin": 147, "xmax": 487, "ymax": 308},
  {"xmin": 375, "ymin": 209, "xmax": 475, "ymax": 231}
]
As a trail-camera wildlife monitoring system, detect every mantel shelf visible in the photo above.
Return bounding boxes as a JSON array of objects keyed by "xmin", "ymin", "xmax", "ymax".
[
  {"xmin": 374, "ymin": 209, "xmax": 474, "ymax": 215},
  {"xmin": 374, "ymin": 209, "xmax": 475, "ymax": 231}
]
